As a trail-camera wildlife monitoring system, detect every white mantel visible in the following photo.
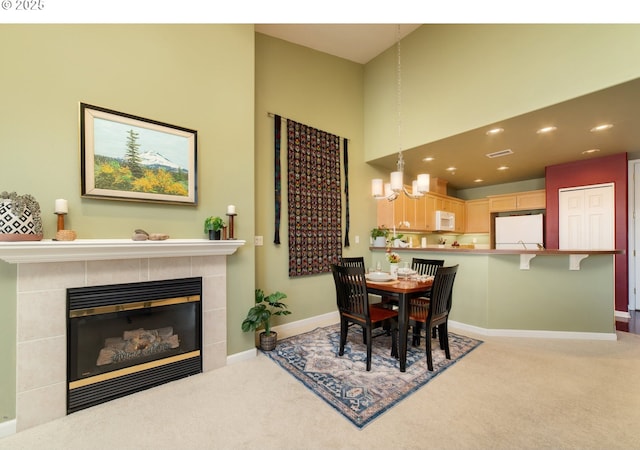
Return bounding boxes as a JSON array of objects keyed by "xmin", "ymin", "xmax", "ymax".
[{"xmin": 0, "ymin": 238, "xmax": 245, "ymax": 264}]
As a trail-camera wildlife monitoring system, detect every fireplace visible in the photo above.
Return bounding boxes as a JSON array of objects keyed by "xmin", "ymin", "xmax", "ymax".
[
  {"xmin": 0, "ymin": 239, "xmax": 244, "ymax": 432},
  {"xmin": 66, "ymin": 277, "xmax": 203, "ymax": 413}
]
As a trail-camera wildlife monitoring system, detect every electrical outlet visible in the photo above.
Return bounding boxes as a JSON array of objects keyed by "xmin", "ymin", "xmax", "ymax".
[
  {"xmin": 355, "ymin": 235, "xmax": 360, "ymax": 244},
  {"xmin": 254, "ymin": 236, "xmax": 264, "ymax": 246}
]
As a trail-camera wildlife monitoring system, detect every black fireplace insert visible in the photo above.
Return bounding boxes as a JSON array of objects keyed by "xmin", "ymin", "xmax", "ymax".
[{"xmin": 67, "ymin": 277, "xmax": 202, "ymax": 413}]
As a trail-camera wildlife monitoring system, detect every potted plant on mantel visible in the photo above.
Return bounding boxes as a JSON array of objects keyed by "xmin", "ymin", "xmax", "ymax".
[
  {"xmin": 241, "ymin": 289, "xmax": 291, "ymax": 351},
  {"xmin": 204, "ymin": 216, "xmax": 225, "ymax": 240}
]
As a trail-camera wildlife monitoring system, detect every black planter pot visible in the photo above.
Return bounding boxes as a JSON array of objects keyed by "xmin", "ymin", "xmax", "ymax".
[{"xmin": 208, "ymin": 230, "xmax": 221, "ymax": 240}]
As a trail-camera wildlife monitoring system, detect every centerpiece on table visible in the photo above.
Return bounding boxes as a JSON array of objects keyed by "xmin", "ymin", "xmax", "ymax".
[{"xmin": 386, "ymin": 251, "xmax": 401, "ymax": 276}]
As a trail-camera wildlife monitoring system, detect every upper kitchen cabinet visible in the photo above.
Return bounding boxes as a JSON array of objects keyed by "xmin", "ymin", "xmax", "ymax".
[
  {"xmin": 488, "ymin": 189, "xmax": 546, "ymax": 212},
  {"xmin": 465, "ymin": 198, "xmax": 490, "ymax": 233},
  {"xmin": 376, "ymin": 190, "xmax": 419, "ymax": 231}
]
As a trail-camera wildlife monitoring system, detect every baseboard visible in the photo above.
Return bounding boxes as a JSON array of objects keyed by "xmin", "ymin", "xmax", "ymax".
[
  {"xmin": 449, "ymin": 320, "xmax": 618, "ymax": 341},
  {"xmin": 227, "ymin": 312, "xmax": 618, "ymax": 365},
  {"xmin": 226, "ymin": 311, "xmax": 340, "ymax": 364},
  {"xmin": 615, "ymin": 310, "xmax": 632, "ymax": 320},
  {"xmin": 226, "ymin": 348, "xmax": 257, "ymax": 366},
  {"xmin": 271, "ymin": 311, "xmax": 340, "ymax": 339},
  {"xmin": 0, "ymin": 419, "xmax": 16, "ymax": 438}
]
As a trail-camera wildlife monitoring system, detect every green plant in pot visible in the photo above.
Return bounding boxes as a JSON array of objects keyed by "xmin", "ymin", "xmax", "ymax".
[
  {"xmin": 371, "ymin": 227, "xmax": 389, "ymax": 247},
  {"xmin": 241, "ymin": 289, "xmax": 291, "ymax": 351},
  {"xmin": 204, "ymin": 216, "xmax": 225, "ymax": 240}
]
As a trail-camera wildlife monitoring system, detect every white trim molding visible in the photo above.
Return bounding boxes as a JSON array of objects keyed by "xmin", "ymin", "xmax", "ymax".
[
  {"xmin": 449, "ymin": 320, "xmax": 618, "ymax": 341},
  {"xmin": 0, "ymin": 239, "xmax": 245, "ymax": 264}
]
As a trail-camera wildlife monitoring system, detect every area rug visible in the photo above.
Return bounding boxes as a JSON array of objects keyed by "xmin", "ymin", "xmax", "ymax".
[{"xmin": 262, "ymin": 323, "xmax": 483, "ymax": 428}]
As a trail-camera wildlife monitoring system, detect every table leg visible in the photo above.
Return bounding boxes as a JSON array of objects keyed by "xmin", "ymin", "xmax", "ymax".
[{"xmin": 398, "ymin": 292, "xmax": 408, "ymax": 372}]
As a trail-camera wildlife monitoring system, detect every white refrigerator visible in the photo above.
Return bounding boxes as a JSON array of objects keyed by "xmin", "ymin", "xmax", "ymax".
[{"xmin": 495, "ymin": 213, "xmax": 544, "ymax": 250}]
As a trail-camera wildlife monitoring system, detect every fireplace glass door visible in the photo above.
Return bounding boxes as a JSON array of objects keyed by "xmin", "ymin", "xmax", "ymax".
[{"xmin": 67, "ymin": 277, "xmax": 202, "ymax": 413}]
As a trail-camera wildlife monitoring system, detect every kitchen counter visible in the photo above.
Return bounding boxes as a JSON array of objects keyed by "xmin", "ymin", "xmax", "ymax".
[
  {"xmin": 368, "ymin": 247, "xmax": 619, "ymax": 337},
  {"xmin": 370, "ymin": 246, "xmax": 623, "ymax": 270},
  {"xmin": 370, "ymin": 246, "xmax": 624, "ymax": 255}
]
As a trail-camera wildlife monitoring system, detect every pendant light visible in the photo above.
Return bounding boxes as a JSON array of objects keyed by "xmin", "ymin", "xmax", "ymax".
[{"xmin": 372, "ymin": 25, "xmax": 429, "ymax": 201}]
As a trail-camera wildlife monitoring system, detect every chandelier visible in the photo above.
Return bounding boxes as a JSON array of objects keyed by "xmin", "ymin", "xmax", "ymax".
[{"xmin": 372, "ymin": 25, "xmax": 429, "ymax": 201}]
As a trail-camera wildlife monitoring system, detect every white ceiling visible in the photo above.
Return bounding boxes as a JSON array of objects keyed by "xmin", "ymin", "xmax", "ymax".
[
  {"xmin": 256, "ymin": 24, "xmax": 640, "ymax": 191},
  {"xmin": 255, "ymin": 24, "xmax": 421, "ymax": 64}
]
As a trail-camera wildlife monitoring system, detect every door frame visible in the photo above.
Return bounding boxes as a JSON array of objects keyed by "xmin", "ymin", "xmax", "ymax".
[{"xmin": 628, "ymin": 159, "xmax": 639, "ymax": 311}]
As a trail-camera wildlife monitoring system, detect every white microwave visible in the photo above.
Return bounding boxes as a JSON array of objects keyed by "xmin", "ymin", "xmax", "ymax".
[{"xmin": 435, "ymin": 210, "xmax": 455, "ymax": 231}]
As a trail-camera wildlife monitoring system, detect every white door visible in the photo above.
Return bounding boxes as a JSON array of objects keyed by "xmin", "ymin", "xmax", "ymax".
[{"xmin": 559, "ymin": 184, "xmax": 614, "ymax": 250}]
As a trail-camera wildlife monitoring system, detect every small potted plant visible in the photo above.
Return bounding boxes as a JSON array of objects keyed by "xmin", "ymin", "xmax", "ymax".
[
  {"xmin": 204, "ymin": 216, "xmax": 225, "ymax": 240},
  {"xmin": 241, "ymin": 289, "xmax": 291, "ymax": 351},
  {"xmin": 370, "ymin": 227, "xmax": 389, "ymax": 247},
  {"xmin": 386, "ymin": 251, "xmax": 401, "ymax": 276}
]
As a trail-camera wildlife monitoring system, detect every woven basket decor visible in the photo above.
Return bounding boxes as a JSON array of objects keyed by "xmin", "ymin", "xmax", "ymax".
[{"xmin": 0, "ymin": 192, "xmax": 43, "ymax": 241}]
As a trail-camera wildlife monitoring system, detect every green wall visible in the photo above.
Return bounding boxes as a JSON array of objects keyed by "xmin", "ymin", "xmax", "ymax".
[
  {"xmin": 0, "ymin": 263, "xmax": 16, "ymax": 422},
  {"xmin": 254, "ymin": 33, "xmax": 375, "ymax": 335},
  {"xmin": 364, "ymin": 24, "xmax": 640, "ymax": 162},
  {"xmin": 0, "ymin": 24, "xmax": 256, "ymax": 422}
]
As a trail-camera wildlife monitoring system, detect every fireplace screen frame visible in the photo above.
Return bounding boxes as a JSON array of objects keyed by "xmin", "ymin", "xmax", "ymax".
[{"xmin": 66, "ymin": 277, "xmax": 203, "ymax": 414}]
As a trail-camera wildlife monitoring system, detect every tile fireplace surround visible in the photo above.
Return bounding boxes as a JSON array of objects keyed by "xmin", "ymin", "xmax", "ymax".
[{"xmin": 0, "ymin": 239, "xmax": 245, "ymax": 432}]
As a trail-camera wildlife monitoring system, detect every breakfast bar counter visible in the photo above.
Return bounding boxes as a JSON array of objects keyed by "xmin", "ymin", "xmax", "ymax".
[{"xmin": 369, "ymin": 247, "xmax": 624, "ymax": 339}]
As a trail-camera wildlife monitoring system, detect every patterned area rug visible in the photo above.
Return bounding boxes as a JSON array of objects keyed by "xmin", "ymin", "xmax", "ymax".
[{"xmin": 262, "ymin": 323, "xmax": 483, "ymax": 428}]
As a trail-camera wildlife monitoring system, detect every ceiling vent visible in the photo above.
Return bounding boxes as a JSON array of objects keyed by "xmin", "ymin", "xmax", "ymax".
[{"xmin": 486, "ymin": 149, "xmax": 514, "ymax": 159}]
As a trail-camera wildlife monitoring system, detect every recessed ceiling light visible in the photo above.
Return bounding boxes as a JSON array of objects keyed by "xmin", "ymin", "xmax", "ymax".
[
  {"xmin": 497, "ymin": 165, "xmax": 509, "ymax": 171},
  {"xmin": 422, "ymin": 156, "xmax": 434, "ymax": 162},
  {"xmin": 474, "ymin": 178, "xmax": 484, "ymax": 183},
  {"xmin": 536, "ymin": 126, "xmax": 557, "ymax": 134},
  {"xmin": 446, "ymin": 167, "xmax": 456, "ymax": 172},
  {"xmin": 590, "ymin": 124, "xmax": 613, "ymax": 132},
  {"xmin": 486, "ymin": 127, "xmax": 504, "ymax": 135},
  {"xmin": 582, "ymin": 148, "xmax": 601, "ymax": 154}
]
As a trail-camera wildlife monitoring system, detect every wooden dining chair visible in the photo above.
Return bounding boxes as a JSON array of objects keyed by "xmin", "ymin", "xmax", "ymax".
[
  {"xmin": 410, "ymin": 258, "xmax": 445, "ymax": 337},
  {"xmin": 412, "ymin": 258, "xmax": 445, "ymax": 277},
  {"xmin": 331, "ymin": 264, "xmax": 399, "ymax": 371},
  {"xmin": 409, "ymin": 264, "xmax": 458, "ymax": 371}
]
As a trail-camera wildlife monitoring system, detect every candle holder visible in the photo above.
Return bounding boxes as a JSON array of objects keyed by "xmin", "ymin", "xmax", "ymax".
[
  {"xmin": 226, "ymin": 213, "xmax": 237, "ymax": 240},
  {"xmin": 55, "ymin": 212, "xmax": 66, "ymax": 232}
]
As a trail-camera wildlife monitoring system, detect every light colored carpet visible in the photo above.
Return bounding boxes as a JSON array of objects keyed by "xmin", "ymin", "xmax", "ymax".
[{"xmin": 2, "ymin": 326, "xmax": 640, "ymax": 449}]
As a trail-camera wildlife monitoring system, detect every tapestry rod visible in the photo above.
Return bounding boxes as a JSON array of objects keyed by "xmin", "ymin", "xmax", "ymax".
[{"xmin": 267, "ymin": 112, "xmax": 348, "ymax": 142}]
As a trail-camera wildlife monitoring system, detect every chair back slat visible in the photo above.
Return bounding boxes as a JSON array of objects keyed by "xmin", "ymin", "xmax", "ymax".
[
  {"xmin": 339, "ymin": 257, "xmax": 366, "ymax": 269},
  {"xmin": 331, "ymin": 264, "xmax": 370, "ymax": 322},
  {"xmin": 428, "ymin": 265, "xmax": 458, "ymax": 323},
  {"xmin": 411, "ymin": 258, "xmax": 444, "ymax": 276}
]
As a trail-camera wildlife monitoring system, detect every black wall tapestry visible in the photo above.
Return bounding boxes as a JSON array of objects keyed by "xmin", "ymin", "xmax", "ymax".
[
  {"xmin": 273, "ymin": 114, "xmax": 282, "ymax": 245},
  {"xmin": 287, "ymin": 120, "xmax": 342, "ymax": 277}
]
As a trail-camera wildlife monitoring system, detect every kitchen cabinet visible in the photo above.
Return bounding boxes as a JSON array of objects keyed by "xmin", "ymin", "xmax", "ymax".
[
  {"xmin": 376, "ymin": 189, "xmax": 465, "ymax": 233},
  {"xmin": 376, "ymin": 190, "xmax": 418, "ymax": 231},
  {"xmin": 465, "ymin": 199, "xmax": 490, "ymax": 233},
  {"xmin": 488, "ymin": 189, "xmax": 546, "ymax": 212}
]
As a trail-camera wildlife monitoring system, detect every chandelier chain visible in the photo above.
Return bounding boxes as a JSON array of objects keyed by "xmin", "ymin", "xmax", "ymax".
[{"xmin": 396, "ymin": 24, "xmax": 403, "ymax": 167}]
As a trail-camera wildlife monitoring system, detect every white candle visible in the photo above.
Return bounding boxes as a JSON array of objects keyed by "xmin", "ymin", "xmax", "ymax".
[
  {"xmin": 227, "ymin": 205, "xmax": 236, "ymax": 215},
  {"xmin": 55, "ymin": 199, "xmax": 68, "ymax": 214}
]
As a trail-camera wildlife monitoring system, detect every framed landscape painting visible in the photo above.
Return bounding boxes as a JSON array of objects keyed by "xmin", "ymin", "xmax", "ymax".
[{"xmin": 80, "ymin": 103, "xmax": 197, "ymax": 205}]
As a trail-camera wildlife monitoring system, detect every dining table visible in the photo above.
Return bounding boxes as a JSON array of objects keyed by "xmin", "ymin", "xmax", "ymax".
[{"xmin": 366, "ymin": 276, "xmax": 434, "ymax": 372}]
